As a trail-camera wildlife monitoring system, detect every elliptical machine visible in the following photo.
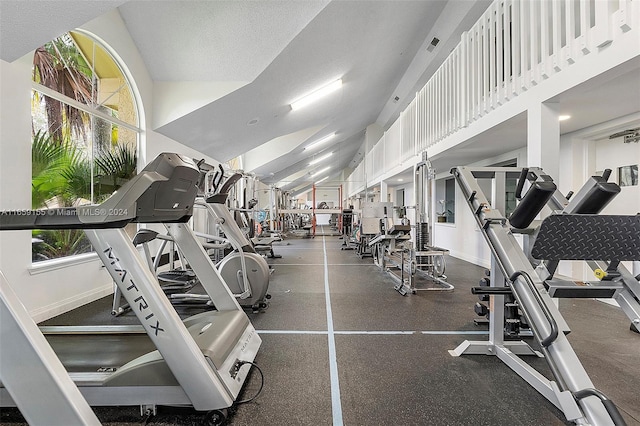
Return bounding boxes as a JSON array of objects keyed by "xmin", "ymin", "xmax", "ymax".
[
  {"xmin": 112, "ymin": 163, "xmax": 271, "ymax": 315},
  {"xmin": 111, "ymin": 163, "xmax": 271, "ymax": 316},
  {"xmin": 199, "ymin": 164, "xmax": 271, "ymax": 313}
]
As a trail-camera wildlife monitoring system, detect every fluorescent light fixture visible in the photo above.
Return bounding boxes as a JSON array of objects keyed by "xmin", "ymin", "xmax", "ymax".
[
  {"xmin": 291, "ymin": 79, "xmax": 342, "ymax": 111},
  {"xmin": 559, "ymin": 115, "xmax": 571, "ymax": 121},
  {"xmin": 315, "ymin": 176, "xmax": 329, "ymax": 184},
  {"xmin": 311, "ymin": 166, "xmax": 330, "ymax": 177},
  {"xmin": 397, "ymin": 178, "xmax": 404, "ymax": 182},
  {"xmin": 304, "ymin": 133, "xmax": 335, "ymax": 151},
  {"xmin": 309, "ymin": 152, "xmax": 333, "ymax": 165}
]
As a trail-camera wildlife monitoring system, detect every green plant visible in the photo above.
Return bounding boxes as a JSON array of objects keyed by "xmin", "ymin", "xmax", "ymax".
[
  {"xmin": 31, "ymin": 130, "xmax": 88, "ymax": 208},
  {"xmin": 33, "ymin": 229, "xmax": 92, "ymax": 260},
  {"xmin": 95, "ymin": 143, "xmax": 137, "ymax": 183},
  {"xmin": 94, "ymin": 143, "xmax": 137, "ymax": 200}
]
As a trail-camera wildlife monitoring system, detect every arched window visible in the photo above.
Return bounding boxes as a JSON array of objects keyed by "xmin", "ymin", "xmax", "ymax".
[{"xmin": 31, "ymin": 30, "xmax": 141, "ymax": 262}]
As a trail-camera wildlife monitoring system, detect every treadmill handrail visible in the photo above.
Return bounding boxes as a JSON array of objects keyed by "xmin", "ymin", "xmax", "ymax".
[{"xmin": 0, "ymin": 153, "xmax": 201, "ymax": 231}]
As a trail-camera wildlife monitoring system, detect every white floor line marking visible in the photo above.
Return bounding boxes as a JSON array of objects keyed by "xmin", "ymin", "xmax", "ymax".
[
  {"xmin": 255, "ymin": 330, "xmax": 490, "ymax": 336},
  {"xmin": 421, "ymin": 331, "xmax": 489, "ymax": 335},
  {"xmin": 268, "ymin": 263, "xmax": 376, "ymax": 266},
  {"xmin": 335, "ymin": 331, "xmax": 415, "ymax": 335},
  {"xmin": 323, "ymin": 234, "xmax": 344, "ymax": 426},
  {"xmin": 256, "ymin": 330, "xmax": 328, "ymax": 335},
  {"xmin": 275, "ymin": 247, "xmax": 326, "ymax": 250}
]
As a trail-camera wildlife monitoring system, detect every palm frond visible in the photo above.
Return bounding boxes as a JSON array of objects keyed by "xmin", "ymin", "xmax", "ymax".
[{"xmin": 95, "ymin": 144, "xmax": 137, "ymax": 182}]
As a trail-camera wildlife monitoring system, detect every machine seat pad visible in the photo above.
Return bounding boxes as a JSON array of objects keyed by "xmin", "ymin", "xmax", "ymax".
[{"xmin": 531, "ymin": 215, "xmax": 640, "ymax": 261}]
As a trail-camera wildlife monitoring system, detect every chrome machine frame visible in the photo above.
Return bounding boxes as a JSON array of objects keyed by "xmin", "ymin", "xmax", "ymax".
[
  {"xmin": 449, "ymin": 166, "xmax": 637, "ymax": 426},
  {"xmin": 0, "ymin": 153, "xmax": 261, "ymax": 423}
]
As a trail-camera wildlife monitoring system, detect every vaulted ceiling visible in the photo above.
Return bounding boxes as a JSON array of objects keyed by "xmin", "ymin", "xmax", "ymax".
[{"xmin": 1, "ymin": 0, "xmax": 492, "ymax": 192}]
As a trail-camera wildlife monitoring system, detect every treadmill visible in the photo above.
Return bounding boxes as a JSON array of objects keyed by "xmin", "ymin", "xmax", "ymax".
[{"xmin": 0, "ymin": 153, "xmax": 262, "ymax": 424}]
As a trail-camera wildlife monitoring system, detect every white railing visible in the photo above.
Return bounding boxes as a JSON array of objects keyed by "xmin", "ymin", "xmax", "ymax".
[
  {"xmin": 385, "ymin": 119, "xmax": 401, "ymax": 167},
  {"xmin": 346, "ymin": 161, "xmax": 365, "ymax": 196},
  {"xmin": 371, "ymin": 138, "xmax": 384, "ymax": 181},
  {"xmin": 401, "ymin": 100, "xmax": 417, "ymax": 160},
  {"xmin": 345, "ymin": 0, "xmax": 636, "ymax": 197}
]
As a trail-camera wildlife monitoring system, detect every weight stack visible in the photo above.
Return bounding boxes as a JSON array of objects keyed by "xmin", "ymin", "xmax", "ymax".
[{"xmin": 415, "ymin": 222, "xmax": 429, "ymax": 271}]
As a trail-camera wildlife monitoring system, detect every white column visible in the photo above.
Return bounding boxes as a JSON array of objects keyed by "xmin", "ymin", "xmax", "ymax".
[
  {"xmin": 379, "ymin": 180, "xmax": 388, "ymax": 203},
  {"xmin": 527, "ymin": 102, "xmax": 560, "ymax": 180}
]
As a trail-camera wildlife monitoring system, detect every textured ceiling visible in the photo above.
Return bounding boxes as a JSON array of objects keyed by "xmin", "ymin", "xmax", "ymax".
[
  {"xmin": 118, "ymin": 1, "xmax": 330, "ymax": 82},
  {"xmin": 0, "ymin": 1, "xmax": 126, "ymax": 62},
  {"xmin": 149, "ymin": 0, "xmax": 450, "ymax": 185},
  {"xmin": 1, "ymin": 0, "xmax": 497, "ymax": 190}
]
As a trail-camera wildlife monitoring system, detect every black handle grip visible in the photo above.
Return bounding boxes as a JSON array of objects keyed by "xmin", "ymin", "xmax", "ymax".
[
  {"xmin": 602, "ymin": 169, "xmax": 612, "ymax": 181},
  {"xmin": 602, "ymin": 400, "xmax": 627, "ymax": 426},
  {"xmin": 471, "ymin": 287, "xmax": 513, "ymax": 295},
  {"xmin": 515, "ymin": 168, "xmax": 529, "ymax": 200},
  {"xmin": 574, "ymin": 388, "xmax": 627, "ymax": 426}
]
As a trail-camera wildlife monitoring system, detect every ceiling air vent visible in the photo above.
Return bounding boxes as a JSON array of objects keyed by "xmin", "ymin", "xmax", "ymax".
[
  {"xmin": 426, "ymin": 37, "xmax": 440, "ymax": 52},
  {"xmin": 609, "ymin": 128, "xmax": 640, "ymax": 143}
]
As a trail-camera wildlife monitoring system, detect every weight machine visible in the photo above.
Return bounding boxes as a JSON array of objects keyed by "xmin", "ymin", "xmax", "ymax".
[
  {"xmin": 369, "ymin": 155, "xmax": 453, "ymax": 295},
  {"xmin": 449, "ymin": 166, "xmax": 639, "ymax": 426}
]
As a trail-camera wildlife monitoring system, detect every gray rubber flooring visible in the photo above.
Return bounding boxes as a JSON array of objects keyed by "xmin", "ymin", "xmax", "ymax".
[{"xmin": 2, "ymin": 232, "xmax": 639, "ymax": 425}]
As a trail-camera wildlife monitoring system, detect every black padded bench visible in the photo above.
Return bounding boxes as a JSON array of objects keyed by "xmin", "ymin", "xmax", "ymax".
[{"xmin": 531, "ymin": 214, "xmax": 640, "ymax": 298}]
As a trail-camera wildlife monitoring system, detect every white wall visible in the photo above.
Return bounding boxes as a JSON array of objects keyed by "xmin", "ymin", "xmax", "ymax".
[
  {"xmin": 433, "ymin": 185, "xmax": 492, "ymax": 268},
  {"xmin": 432, "ymin": 148, "xmax": 525, "ymax": 269},
  {"xmin": 0, "ymin": 9, "xmax": 223, "ymax": 321},
  {"xmin": 0, "ymin": 55, "xmax": 114, "ymax": 321},
  {"xmin": 595, "ymin": 136, "xmax": 640, "ymax": 215},
  {"xmin": 433, "ymin": 124, "xmax": 639, "ymax": 275},
  {"xmin": 314, "ymin": 188, "xmax": 340, "ymax": 208}
]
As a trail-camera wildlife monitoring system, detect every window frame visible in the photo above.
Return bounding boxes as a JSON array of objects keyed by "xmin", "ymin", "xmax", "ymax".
[{"xmin": 30, "ymin": 30, "xmax": 142, "ymax": 266}]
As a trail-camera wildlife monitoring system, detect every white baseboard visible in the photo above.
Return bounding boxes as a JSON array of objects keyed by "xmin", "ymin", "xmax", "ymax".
[
  {"xmin": 448, "ymin": 250, "xmax": 491, "ymax": 270},
  {"xmin": 30, "ymin": 283, "xmax": 114, "ymax": 323}
]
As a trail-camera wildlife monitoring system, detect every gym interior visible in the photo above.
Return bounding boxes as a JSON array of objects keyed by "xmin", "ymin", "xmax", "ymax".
[{"xmin": 1, "ymin": 2, "xmax": 639, "ymax": 425}]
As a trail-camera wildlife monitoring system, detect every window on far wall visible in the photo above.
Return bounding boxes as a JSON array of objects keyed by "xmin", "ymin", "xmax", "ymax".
[
  {"xmin": 444, "ymin": 178, "xmax": 455, "ymax": 223},
  {"xmin": 618, "ymin": 164, "xmax": 638, "ymax": 187},
  {"xmin": 31, "ymin": 31, "xmax": 140, "ymax": 262},
  {"xmin": 436, "ymin": 178, "xmax": 455, "ymax": 224}
]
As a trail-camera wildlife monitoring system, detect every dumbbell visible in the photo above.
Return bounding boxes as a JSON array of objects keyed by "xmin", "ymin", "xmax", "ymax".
[
  {"xmin": 474, "ymin": 302, "xmax": 489, "ymax": 318},
  {"xmin": 478, "ymin": 277, "xmax": 490, "ymax": 301}
]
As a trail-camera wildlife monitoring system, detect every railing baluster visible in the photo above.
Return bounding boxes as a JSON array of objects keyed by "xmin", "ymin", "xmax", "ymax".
[
  {"xmin": 540, "ymin": 0, "xmax": 550, "ymax": 79},
  {"xmin": 565, "ymin": 0, "xmax": 576, "ymax": 64},
  {"xmin": 618, "ymin": 0, "xmax": 632, "ymax": 32},
  {"xmin": 520, "ymin": 0, "xmax": 529, "ymax": 91},
  {"xmin": 490, "ymin": 3, "xmax": 497, "ymax": 109},
  {"xmin": 496, "ymin": 1, "xmax": 504, "ymax": 105},
  {"xmin": 530, "ymin": 0, "xmax": 540, "ymax": 85},
  {"xmin": 461, "ymin": 31, "xmax": 468, "ymax": 127},
  {"xmin": 483, "ymin": 17, "xmax": 489, "ymax": 114},
  {"xmin": 503, "ymin": 0, "xmax": 512, "ymax": 101},
  {"xmin": 552, "ymin": 0, "xmax": 562, "ymax": 71},
  {"xmin": 512, "ymin": 0, "xmax": 521, "ymax": 95},
  {"xmin": 594, "ymin": 0, "xmax": 613, "ymax": 47},
  {"xmin": 476, "ymin": 24, "xmax": 482, "ymax": 117},
  {"xmin": 579, "ymin": 0, "xmax": 591, "ymax": 54}
]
